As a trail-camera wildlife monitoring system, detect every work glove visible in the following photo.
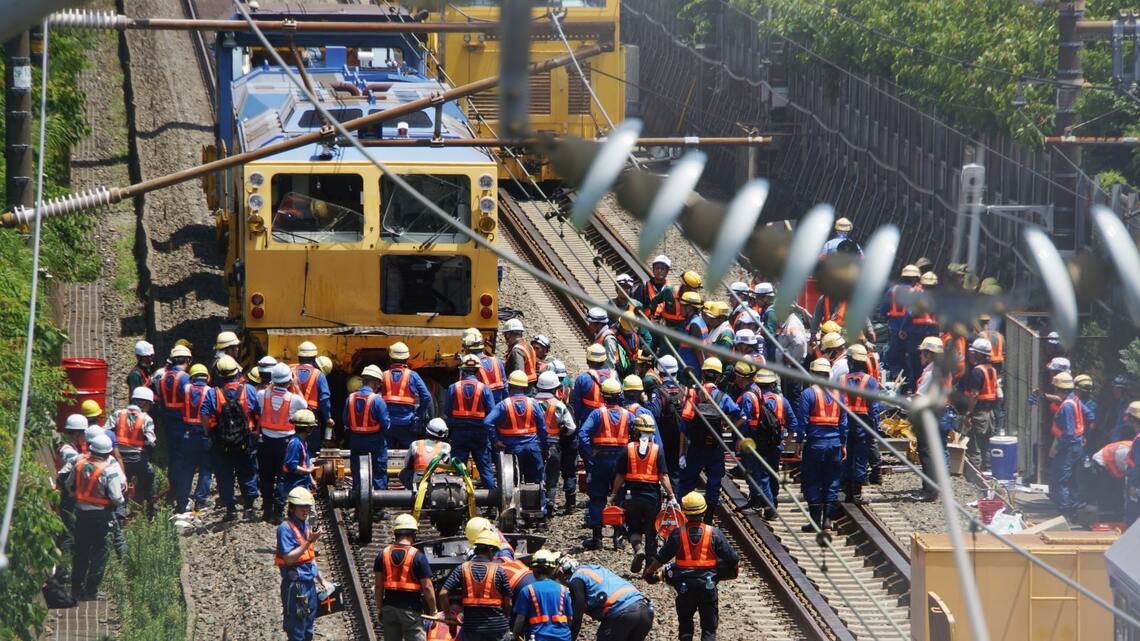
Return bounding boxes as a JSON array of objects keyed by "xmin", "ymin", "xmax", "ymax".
[
  {"xmin": 667, "ymin": 497, "xmax": 680, "ymax": 510},
  {"xmin": 678, "ymin": 455, "xmax": 687, "ymax": 470}
]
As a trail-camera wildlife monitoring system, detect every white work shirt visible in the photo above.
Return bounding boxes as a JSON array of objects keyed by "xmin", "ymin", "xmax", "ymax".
[
  {"xmin": 829, "ymin": 355, "xmax": 849, "ymax": 384},
  {"xmin": 256, "ymin": 387, "xmax": 307, "ymax": 438},
  {"xmin": 778, "ymin": 313, "xmax": 808, "ymax": 363},
  {"xmin": 535, "ymin": 394, "xmax": 577, "ymax": 436},
  {"xmin": 916, "ymin": 363, "xmax": 935, "ymax": 396},
  {"xmin": 106, "ymin": 405, "xmax": 157, "ymax": 452},
  {"xmin": 63, "ymin": 455, "xmax": 126, "ymax": 511}
]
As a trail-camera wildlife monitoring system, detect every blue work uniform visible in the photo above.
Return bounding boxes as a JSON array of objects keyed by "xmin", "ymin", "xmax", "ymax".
[
  {"xmin": 514, "ymin": 578, "xmax": 573, "ymax": 641},
  {"xmin": 156, "ymin": 366, "xmax": 190, "ymax": 462},
  {"xmin": 901, "ymin": 304, "xmax": 939, "ymax": 392},
  {"xmin": 1050, "ymin": 393, "xmax": 1089, "ymax": 513},
  {"xmin": 280, "ymin": 434, "xmax": 312, "ymax": 496},
  {"xmin": 200, "ymin": 380, "xmax": 260, "ymax": 510},
  {"xmin": 737, "ymin": 386, "xmax": 793, "ymax": 508},
  {"xmin": 578, "ymin": 406, "xmax": 634, "ymax": 528},
  {"xmin": 679, "ymin": 316, "xmax": 709, "ymax": 372},
  {"xmin": 568, "ymin": 565, "xmax": 647, "ymax": 634},
  {"xmin": 624, "ymin": 397, "xmax": 665, "ymax": 451},
  {"xmin": 647, "ymin": 377, "xmax": 688, "ymax": 490},
  {"xmin": 276, "ymin": 516, "xmax": 318, "ymax": 641},
  {"xmin": 485, "ymin": 394, "xmax": 549, "ymax": 506},
  {"xmin": 380, "ymin": 365, "xmax": 432, "ymax": 449},
  {"xmin": 444, "ymin": 375, "xmax": 497, "ymax": 490},
  {"xmin": 680, "ymin": 384, "xmax": 741, "ymax": 516},
  {"xmin": 292, "ymin": 363, "xmax": 331, "ymax": 454},
  {"xmin": 343, "ymin": 385, "xmax": 391, "ymax": 493},
  {"xmin": 798, "ymin": 384, "xmax": 848, "ymax": 522},
  {"xmin": 477, "ymin": 354, "xmax": 509, "ymax": 405},
  {"xmin": 820, "ymin": 232, "xmax": 862, "ymax": 257},
  {"xmin": 569, "ymin": 367, "xmax": 614, "ymax": 425},
  {"xmin": 1126, "ymin": 433, "xmax": 1140, "ymax": 525},
  {"xmin": 758, "ymin": 306, "xmax": 778, "ymax": 362},
  {"xmin": 841, "ymin": 372, "xmax": 880, "ymax": 488},
  {"xmin": 879, "ymin": 283, "xmax": 912, "ymax": 379},
  {"xmin": 174, "ymin": 380, "xmax": 215, "ymax": 513}
]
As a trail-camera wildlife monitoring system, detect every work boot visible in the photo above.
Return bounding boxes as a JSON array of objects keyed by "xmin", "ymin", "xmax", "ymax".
[
  {"xmin": 850, "ymin": 484, "xmax": 868, "ymax": 505},
  {"xmin": 582, "ymin": 527, "xmax": 602, "ymax": 550},
  {"xmin": 242, "ymin": 496, "xmax": 257, "ymax": 518},
  {"xmin": 630, "ymin": 543, "xmax": 646, "ymax": 574},
  {"xmin": 223, "ymin": 505, "xmax": 238, "ymax": 522},
  {"xmin": 867, "ymin": 467, "xmax": 882, "ymax": 485},
  {"xmin": 821, "ymin": 504, "xmax": 835, "ymax": 531},
  {"xmin": 762, "ymin": 507, "xmax": 777, "ymax": 521},
  {"xmin": 563, "ymin": 493, "xmax": 577, "ymax": 515},
  {"xmin": 801, "ymin": 505, "xmax": 820, "ymax": 532}
]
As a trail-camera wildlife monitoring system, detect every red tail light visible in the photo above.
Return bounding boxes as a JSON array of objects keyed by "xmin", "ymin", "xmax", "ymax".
[
  {"xmin": 480, "ymin": 307, "xmax": 493, "ymax": 319},
  {"xmin": 251, "ymin": 292, "xmax": 264, "ymax": 305},
  {"xmin": 251, "ymin": 306, "xmax": 265, "ymax": 319},
  {"xmin": 480, "ymin": 293, "xmax": 493, "ymax": 306}
]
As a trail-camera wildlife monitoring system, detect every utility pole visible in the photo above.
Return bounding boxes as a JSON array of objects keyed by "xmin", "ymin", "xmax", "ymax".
[
  {"xmin": 5, "ymin": 31, "xmax": 33, "ymax": 211},
  {"xmin": 1053, "ymin": 1, "xmax": 1085, "ymax": 253}
]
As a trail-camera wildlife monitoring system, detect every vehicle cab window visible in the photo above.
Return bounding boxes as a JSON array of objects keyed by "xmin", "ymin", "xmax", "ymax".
[{"xmin": 270, "ymin": 173, "xmax": 365, "ymax": 244}]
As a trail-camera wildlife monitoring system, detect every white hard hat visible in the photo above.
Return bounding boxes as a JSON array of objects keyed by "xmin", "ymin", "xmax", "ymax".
[
  {"xmin": 84, "ymin": 426, "xmax": 105, "ymax": 443},
  {"xmin": 1047, "ymin": 357, "xmax": 1071, "ymax": 372},
  {"xmin": 64, "ymin": 414, "xmax": 88, "ymax": 432},
  {"xmin": 735, "ymin": 313, "xmax": 758, "ymax": 327},
  {"xmin": 734, "ymin": 329, "xmax": 758, "ymax": 346},
  {"xmin": 504, "ymin": 318, "xmax": 524, "ymax": 334},
  {"xmin": 131, "ymin": 386, "xmax": 155, "ymax": 403},
  {"xmin": 753, "ymin": 282, "xmax": 774, "ymax": 296},
  {"xmin": 586, "ymin": 307, "xmax": 609, "ymax": 324},
  {"xmin": 551, "ymin": 359, "xmax": 568, "ymax": 377},
  {"xmin": 297, "ymin": 341, "xmax": 319, "ymax": 357},
  {"xmin": 88, "ymin": 434, "xmax": 113, "ymax": 455},
  {"xmin": 1046, "ymin": 331, "xmax": 1061, "ymax": 345},
  {"xmin": 537, "ymin": 371, "xmax": 561, "ymax": 391},
  {"xmin": 426, "ymin": 418, "xmax": 449, "ymax": 439},
  {"xmin": 729, "ymin": 281, "xmax": 749, "ymax": 295},
  {"xmin": 389, "ymin": 342, "xmax": 411, "ymax": 360},
  {"xmin": 616, "ymin": 273, "xmax": 635, "ymax": 286},
  {"xmin": 170, "ymin": 344, "xmax": 192, "ymax": 359},
  {"xmin": 531, "ymin": 335, "xmax": 551, "ymax": 349},
  {"xmin": 214, "ymin": 331, "xmax": 241, "ymax": 350},
  {"xmin": 272, "ymin": 362, "xmax": 293, "ymax": 384},
  {"xmin": 361, "ymin": 364, "xmax": 384, "ymax": 380},
  {"xmin": 650, "ymin": 254, "xmax": 672, "ymax": 268},
  {"xmin": 658, "ymin": 355, "xmax": 679, "ymax": 375},
  {"xmin": 969, "ymin": 337, "xmax": 992, "ymax": 354},
  {"xmin": 258, "ymin": 355, "xmax": 278, "ymax": 369},
  {"xmin": 134, "ymin": 340, "xmax": 155, "ymax": 357}
]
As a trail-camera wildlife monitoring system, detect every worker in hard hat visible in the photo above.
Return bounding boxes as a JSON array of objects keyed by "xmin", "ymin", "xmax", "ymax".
[
  {"xmin": 290, "ymin": 341, "xmax": 333, "ymax": 453},
  {"xmin": 705, "ymin": 301, "xmax": 735, "ymax": 353},
  {"xmin": 128, "ymin": 340, "xmax": 156, "ymax": 398},
  {"xmin": 881, "ymin": 264, "xmax": 921, "ymax": 379},
  {"xmin": 171, "ymin": 364, "xmax": 215, "ymax": 514},
  {"xmin": 503, "ymin": 318, "xmax": 538, "ymax": 392},
  {"xmin": 464, "ymin": 331, "xmax": 508, "ymax": 404},
  {"xmin": 643, "ymin": 492, "xmax": 739, "ymax": 641},
  {"xmin": 746, "ymin": 369, "xmax": 796, "ymax": 519},
  {"xmin": 650, "ymin": 267, "xmax": 702, "ymax": 331},
  {"xmin": 375, "ymin": 514, "xmax": 437, "ymax": 640},
  {"xmin": 647, "ymin": 355, "xmax": 686, "ymax": 490},
  {"xmin": 679, "ymin": 358, "xmax": 743, "ymax": 522},
  {"xmin": 259, "ymin": 363, "xmax": 309, "ymax": 522},
  {"xmin": 820, "ymin": 331, "xmax": 848, "ymax": 383},
  {"xmin": 840, "ymin": 344, "xmax": 880, "ymax": 505},
  {"xmin": 569, "ymin": 345, "xmax": 617, "ymax": 425},
  {"xmin": 157, "ymin": 343, "xmax": 193, "ymax": 467},
  {"xmin": 614, "ymin": 312, "xmax": 644, "ymax": 378},
  {"xmin": 61, "ymin": 432, "xmax": 125, "ymax": 602},
  {"xmin": 1122, "ymin": 403, "xmax": 1140, "ymax": 524},
  {"xmin": 558, "ymin": 554, "xmax": 652, "ymax": 641},
  {"xmin": 586, "ymin": 307, "xmax": 621, "ymax": 373},
  {"xmin": 622, "ymin": 374, "xmax": 656, "ymax": 429},
  {"xmin": 400, "ymin": 418, "xmax": 452, "ymax": 489},
  {"xmin": 465, "ymin": 516, "xmax": 515, "ymax": 560},
  {"xmin": 634, "ymin": 254, "xmax": 672, "ymax": 315},
  {"xmin": 276, "ymin": 487, "xmax": 321, "ymax": 641},
  {"xmin": 1049, "ymin": 372, "xmax": 1089, "ymax": 518},
  {"xmin": 532, "ymin": 335, "xmax": 554, "ymax": 374},
  {"xmin": 610, "ymin": 414, "xmax": 676, "ymax": 573},
  {"xmin": 1091, "ymin": 429, "xmax": 1134, "ymax": 520},
  {"xmin": 381, "ymin": 342, "xmax": 433, "ymax": 449},
  {"xmin": 445, "ymin": 355, "xmax": 497, "ymax": 492},
  {"xmin": 200, "ymin": 355, "xmax": 261, "ymax": 521},
  {"xmin": 536, "ymin": 370, "xmax": 578, "ymax": 516},
  {"xmin": 820, "ymin": 216, "xmax": 860, "ymax": 257},
  {"xmin": 752, "ymin": 282, "xmax": 778, "ymax": 360},
  {"xmin": 677, "ymin": 290, "xmax": 708, "ymax": 372},
  {"xmin": 797, "ymin": 358, "xmax": 847, "ymax": 531},
  {"xmin": 633, "ymin": 348, "xmax": 662, "ymax": 398},
  {"xmin": 344, "ymin": 364, "xmax": 392, "ymax": 495},
  {"xmin": 962, "ymin": 337, "xmax": 999, "ymax": 472},
  {"xmin": 511, "ymin": 549, "xmax": 573, "ymax": 641},
  {"xmin": 900, "ymin": 272, "xmax": 941, "ymax": 391},
  {"xmin": 577, "ymin": 377, "xmax": 634, "ymax": 549},
  {"xmin": 108, "ymin": 387, "xmax": 159, "ymax": 520},
  {"xmin": 281, "ymin": 410, "xmax": 318, "ymax": 498},
  {"xmin": 910, "ymin": 336, "xmax": 952, "ymax": 501},
  {"xmin": 485, "ymin": 371, "xmax": 550, "ymax": 513},
  {"xmin": 439, "ymin": 530, "xmax": 513, "ymax": 640},
  {"xmin": 211, "ymin": 331, "xmax": 242, "ymax": 383}
]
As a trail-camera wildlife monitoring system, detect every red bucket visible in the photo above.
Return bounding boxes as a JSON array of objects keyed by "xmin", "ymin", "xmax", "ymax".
[
  {"xmin": 63, "ymin": 358, "xmax": 108, "ymax": 390},
  {"xmin": 655, "ymin": 506, "xmax": 686, "ymax": 539},
  {"xmin": 1091, "ymin": 522, "xmax": 1127, "ymax": 534},
  {"xmin": 977, "ymin": 498, "xmax": 1005, "ymax": 525},
  {"xmin": 602, "ymin": 505, "xmax": 625, "ymax": 526},
  {"xmin": 56, "ymin": 388, "xmax": 107, "ymax": 430}
]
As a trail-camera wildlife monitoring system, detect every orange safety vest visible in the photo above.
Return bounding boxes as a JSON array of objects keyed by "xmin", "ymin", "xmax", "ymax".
[
  {"xmin": 1100, "ymin": 441, "xmax": 1131, "ymax": 479},
  {"xmin": 943, "ymin": 334, "xmax": 967, "ymax": 380},
  {"xmin": 260, "ymin": 389, "xmax": 295, "ymax": 433},
  {"xmin": 740, "ymin": 390, "xmax": 763, "ymax": 429},
  {"xmin": 413, "ymin": 441, "xmax": 446, "ymax": 472},
  {"xmin": 974, "ymin": 364, "xmax": 999, "ymax": 402},
  {"xmin": 182, "ymin": 384, "xmax": 209, "ymax": 426},
  {"xmin": 526, "ymin": 583, "xmax": 570, "ymax": 625},
  {"xmin": 593, "ymin": 408, "xmax": 631, "ymax": 447},
  {"xmin": 498, "ymin": 558, "xmax": 532, "ymax": 591},
  {"xmin": 808, "ymin": 385, "xmax": 840, "ymax": 426},
  {"xmin": 983, "ymin": 330, "xmax": 1005, "ymax": 364},
  {"xmin": 866, "ymin": 350, "xmax": 881, "ymax": 382},
  {"xmin": 274, "ymin": 520, "xmax": 315, "ymax": 566},
  {"xmin": 512, "ymin": 343, "xmax": 538, "ymax": 384},
  {"xmin": 656, "ymin": 288, "xmax": 685, "ymax": 323},
  {"xmin": 624, "ymin": 442, "xmax": 660, "ymax": 483},
  {"xmin": 500, "ymin": 397, "xmax": 539, "ymax": 437},
  {"xmin": 347, "ymin": 391, "xmax": 382, "ymax": 434},
  {"xmin": 383, "ymin": 367, "xmax": 417, "ymax": 405},
  {"xmin": 461, "ymin": 562, "xmax": 503, "ymax": 607},
  {"xmin": 843, "ymin": 373, "xmax": 873, "ymax": 414},
  {"xmin": 74, "ymin": 455, "xmax": 111, "ymax": 507},
  {"xmin": 541, "ymin": 400, "xmax": 561, "ymax": 438},
  {"xmin": 886, "ymin": 285, "xmax": 908, "ymax": 319},
  {"xmin": 1051, "ymin": 398, "xmax": 1086, "ymax": 440},
  {"xmin": 477, "ymin": 355, "xmax": 505, "ymax": 392},
  {"xmin": 426, "ymin": 622, "xmax": 454, "ymax": 641},
  {"xmin": 581, "ymin": 370, "xmax": 608, "ymax": 410},
  {"xmin": 676, "ymin": 523, "xmax": 717, "ymax": 569},
  {"xmin": 290, "ymin": 363, "xmax": 321, "ymax": 410},
  {"xmin": 115, "ymin": 410, "xmax": 147, "ymax": 448},
  {"xmin": 450, "ymin": 380, "xmax": 489, "ymax": 420},
  {"xmin": 762, "ymin": 392, "xmax": 786, "ymax": 429},
  {"xmin": 381, "ymin": 544, "xmax": 422, "ymax": 592},
  {"xmin": 159, "ymin": 369, "xmax": 186, "ymax": 410},
  {"xmin": 216, "ymin": 383, "xmax": 254, "ymax": 431},
  {"xmin": 822, "ymin": 297, "xmax": 847, "ymax": 325}
]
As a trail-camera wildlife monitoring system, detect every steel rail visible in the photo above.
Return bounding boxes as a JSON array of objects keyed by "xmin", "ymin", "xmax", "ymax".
[
  {"xmin": 180, "ymin": 0, "xmax": 216, "ymax": 109},
  {"xmin": 839, "ymin": 503, "xmax": 911, "ymax": 606},
  {"xmin": 357, "ymin": 136, "xmax": 774, "ymax": 148},
  {"xmin": 327, "ymin": 501, "xmax": 379, "ymax": 641}
]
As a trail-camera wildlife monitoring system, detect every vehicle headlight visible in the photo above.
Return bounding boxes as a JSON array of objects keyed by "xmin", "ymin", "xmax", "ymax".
[
  {"xmin": 248, "ymin": 193, "xmax": 265, "ymax": 211},
  {"xmin": 478, "ymin": 173, "xmax": 495, "ymax": 191},
  {"xmin": 248, "ymin": 171, "xmax": 265, "ymax": 188},
  {"xmin": 479, "ymin": 196, "xmax": 495, "ymax": 213}
]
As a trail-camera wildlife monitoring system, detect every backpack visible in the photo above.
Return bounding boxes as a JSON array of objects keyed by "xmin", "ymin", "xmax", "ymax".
[
  {"xmin": 657, "ymin": 382, "xmax": 687, "ymax": 434},
  {"xmin": 214, "ymin": 387, "xmax": 250, "ymax": 451},
  {"xmin": 756, "ymin": 401, "xmax": 782, "ymax": 449}
]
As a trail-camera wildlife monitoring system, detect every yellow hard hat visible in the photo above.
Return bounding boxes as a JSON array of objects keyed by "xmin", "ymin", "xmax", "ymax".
[
  {"xmin": 623, "ymin": 374, "xmax": 644, "ymax": 392},
  {"xmin": 189, "ymin": 363, "xmax": 210, "ymax": 378},
  {"xmin": 681, "ymin": 491, "xmax": 707, "ymax": 515},
  {"xmin": 809, "ymin": 358, "xmax": 831, "ymax": 374},
  {"xmin": 586, "ymin": 344, "xmax": 608, "ymax": 363},
  {"xmin": 215, "ymin": 355, "xmax": 240, "ymax": 376},
  {"xmin": 291, "ymin": 409, "xmax": 318, "ymax": 426},
  {"xmin": 316, "ymin": 355, "xmax": 333, "ymax": 375},
  {"xmin": 389, "ymin": 342, "xmax": 410, "ymax": 360},
  {"xmin": 531, "ymin": 548, "xmax": 561, "ymax": 570},
  {"xmin": 286, "ymin": 487, "xmax": 315, "ymax": 507},
  {"xmin": 919, "ymin": 336, "xmax": 944, "ymax": 353},
  {"xmin": 755, "ymin": 369, "xmax": 779, "ymax": 384},
  {"xmin": 175, "ymin": 338, "xmax": 193, "ymax": 349},
  {"xmin": 680, "ymin": 291, "xmax": 704, "ymax": 307},
  {"xmin": 80, "ymin": 399, "xmax": 103, "ymax": 418},
  {"xmin": 465, "ymin": 516, "xmax": 492, "ymax": 544},
  {"xmin": 170, "ymin": 344, "xmax": 192, "ymax": 359},
  {"xmin": 632, "ymin": 414, "xmax": 656, "ymax": 432},
  {"xmin": 900, "ymin": 264, "xmax": 921, "ymax": 278},
  {"xmin": 702, "ymin": 357, "xmax": 723, "ymax": 374},
  {"xmin": 701, "ymin": 301, "xmax": 725, "ymax": 317},
  {"xmin": 834, "ymin": 217, "xmax": 853, "ymax": 232},
  {"xmin": 393, "ymin": 513, "xmax": 419, "ymax": 532},
  {"xmin": 821, "ymin": 332, "xmax": 845, "ymax": 350},
  {"xmin": 298, "ymin": 341, "xmax": 319, "ymax": 358},
  {"xmin": 846, "ymin": 344, "xmax": 868, "ymax": 362},
  {"xmin": 920, "ymin": 272, "xmax": 938, "ymax": 286},
  {"xmin": 820, "ymin": 320, "xmax": 843, "ymax": 335},
  {"xmin": 214, "ymin": 331, "xmax": 240, "ymax": 350},
  {"xmin": 1074, "ymin": 374, "xmax": 1095, "ymax": 390},
  {"xmin": 681, "ymin": 270, "xmax": 703, "ymax": 288},
  {"xmin": 600, "ymin": 378, "xmax": 622, "ymax": 395},
  {"xmin": 1052, "ymin": 372, "xmax": 1074, "ymax": 390},
  {"xmin": 474, "ymin": 530, "xmax": 502, "ymax": 549},
  {"xmin": 508, "ymin": 370, "xmax": 529, "ymax": 388},
  {"xmin": 734, "ymin": 360, "xmax": 757, "ymax": 377},
  {"xmin": 246, "ymin": 367, "xmax": 261, "ymax": 384},
  {"xmin": 346, "ymin": 375, "xmax": 363, "ymax": 394},
  {"xmin": 1128, "ymin": 401, "xmax": 1140, "ymax": 419},
  {"xmin": 978, "ymin": 313, "xmax": 992, "ymax": 322}
]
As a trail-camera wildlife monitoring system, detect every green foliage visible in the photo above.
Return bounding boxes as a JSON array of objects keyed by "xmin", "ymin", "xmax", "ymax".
[
  {"xmin": 106, "ymin": 508, "xmax": 186, "ymax": 641},
  {"xmin": 1121, "ymin": 338, "xmax": 1140, "ymax": 384},
  {"xmin": 110, "ymin": 229, "xmax": 138, "ymax": 296}
]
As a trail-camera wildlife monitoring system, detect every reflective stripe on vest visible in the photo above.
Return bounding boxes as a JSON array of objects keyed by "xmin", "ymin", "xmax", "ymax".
[
  {"xmin": 381, "ymin": 544, "xmax": 421, "ymax": 592},
  {"xmin": 624, "ymin": 442, "xmax": 660, "ymax": 483},
  {"xmin": 593, "ymin": 408, "xmax": 631, "ymax": 447},
  {"xmin": 274, "ymin": 520, "xmax": 315, "ymax": 566},
  {"xmin": 657, "ymin": 289, "xmax": 684, "ymax": 322},
  {"xmin": 291, "ymin": 364, "xmax": 321, "ymax": 410},
  {"xmin": 1051, "ymin": 398, "xmax": 1085, "ymax": 439},
  {"xmin": 984, "ymin": 330, "xmax": 1005, "ymax": 363},
  {"xmin": 461, "ymin": 562, "xmax": 502, "ymax": 607},
  {"xmin": 513, "ymin": 343, "xmax": 538, "ymax": 383},
  {"xmin": 260, "ymin": 389, "xmax": 295, "ymax": 433},
  {"xmin": 975, "ymin": 364, "xmax": 998, "ymax": 402},
  {"xmin": 582, "ymin": 370, "xmax": 608, "ymax": 409},
  {"xmin": 500, "ymin": 397, "xmax": 539, "ymax": 437},
  {"xmin": 740, "ymin": 390, "xmax": 762, "ymax": 428},
  {"xmin": 116, "ymin": 410, "xmax": 147, "ymax": 448},
  {"xmin": 809, "ymin": 385, "xmax": 840, "ymax": 426},
  {"xmin": 1101, "ymin": 441, "xmax": 1131, "ymax": 478},
  {"xmin": 182, "ymin": 384, "xmax": 209, "ymax": 426},
  {"xmin": 762, "ymin": 392, "xmax": 786, "ymax": 429},
  {"xmin": 866, "ymin": 351, "xmax": 881, "ymax": 382},
  {"xmin": 477, "ymin": 356, "xmax": 505, "ymax": 391},
  {"xmin": 526, "ymin": 583, "xmax": 569, "ymax": 625},
  {"xmin": 823, "ymin": 298, "xmax": 847, "ymax": 325},
  {"xmin": 347, "ymin": 392, "xmax": 381, "ymax": 434},
  {"xmin": 413, "ymin": 441, "xmax": 445, "ymax": 472},
  {"xmin": 541, "ymin": 400, "xmax": 560, "ymax": 438},
  {"xmin": 74, "ymin": 455, "xmax": 111, "ymax": 507},
  {"xmin": 160, "ymin": 370, "xmax": 185, "ymax": 409},
  {"xmin": 383, "ymin": 368, "xmax": 416, "ymax": 405},
  {"xmin": 450, "ymin": 380, "xmax": 488, "ymax": 419},
  {"xmin": 843, "ymin": 373, "xmax": 872, "ymax": 414},
  {"xmin": 676, "ymin": 524, "xmax": 717, "ymax": 569},
  {"xmin": 499, "ymin": 558, "xmax": 532, "ymax": 590},
  {"xmin": 886, "ymin": 285, "xmax": 908, "ymax": 318}
]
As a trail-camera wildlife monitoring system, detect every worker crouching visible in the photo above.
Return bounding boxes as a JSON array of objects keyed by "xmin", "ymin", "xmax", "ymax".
[{"xmin": 559, "ymin": 554, "xmax": 653, "ymax": 641}]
